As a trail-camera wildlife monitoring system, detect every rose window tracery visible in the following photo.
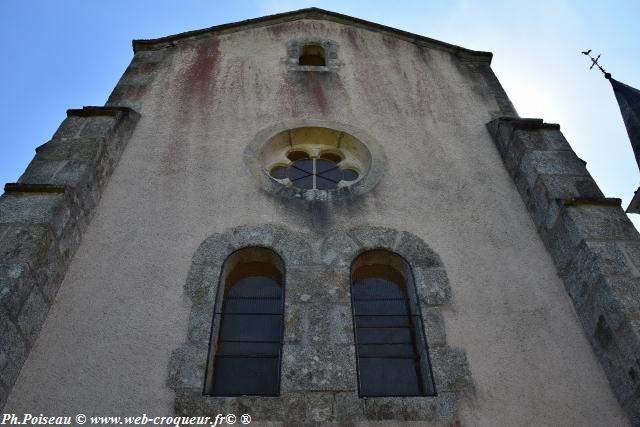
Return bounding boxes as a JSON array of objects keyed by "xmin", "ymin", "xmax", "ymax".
[{"xmin": 262, "ymin": 127, "xmax": 369, "ymax": 194}]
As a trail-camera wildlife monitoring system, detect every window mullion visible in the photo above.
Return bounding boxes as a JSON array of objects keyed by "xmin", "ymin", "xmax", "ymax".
[{"xmin": 312, "ymin": 158, "xmax": 317, "ymax": 189}]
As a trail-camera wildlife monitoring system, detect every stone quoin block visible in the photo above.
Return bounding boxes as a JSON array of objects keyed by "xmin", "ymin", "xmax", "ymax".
[
  {"xmin": 334, "ymin": 392, "xmax": 364, "ymax": 422},
  {"xmin": 485, "ymin": 117, "xmax": 545, "ymax": 160},
  {"xmin": 305, "ymin": 303, "xmax": 353, "ymax": 345},
  {"xmin": 0, "ymin": 319, "xmax": 26, "ymax": 383},
  {"xmin": 0, "ymin": 355, "xmax": 19, "ymax": 394},
  {"xmin": 529, "ymin": 174, "xmax": 604, "ymax": 230},
  {"xmin": 298, "ymin": 392, "xmax": 334, "ymax": 422},
  {"xmin": 421, "ymin": 306, "xmax": 447, "ymax": 347},
  {"xmin": 0, "ymin": 381, "xmax": 7, "ymax": 410},
  {"xmin": 502, "ymin": 127, "xmax": 572, "ymax": 174},
  {"xmin": 319, "ymin": 232, "xmax": 360, "ymax": 266},
  {"xmin": 513, "ymin": 150, "xmax": 589, "ymax": 205},
  {"xmin": 347, "ymin": 225, "xmax": 399, "ymax": 250},
  {"xmin": 78, "ymin": 116, "xmax": 118, "ymax": 139},
  {"xmin": 619, "ymin": 240, "xmax": 640, "ymax": 273},
  {"xmin": 272, "ymin": 227, "xmax": 314, "ymax": 266},
  {"xmin": 167, "ymin": 343, "xmax": 209, "ymax": 392},
  {"xmin": 224, "ymin": 224, "xmax": 278, "ymax": 249},
  {"xmin": 586, "ymin": 313, "xmax": 640, "ymax": 412},
  {"xmin": 174, "ymin": 391, "xmax": 208, "ymax": 416},
  {"xmin": 18, "ymin": 160, "xmax": 70, "ymax": 185},
  {"xmin": 286, "ymin": 265, "xmax": 351, "ymax": 303},
  {"xmin": 51, "ymin": 116, "xmax": 86, "ymax": 140},
  {"xmin": 184, "ymin": 263, "xmax": 220, "ymax": 304},
  {"xmin": 16, "ymin": 286, "xmax": 49, "ymax": 347},
  {"xmin": 187, "ymin": 303, "xmax": 215, "ymax": 344},
  {"xmin": 430, "ymin": 347, "xmax": 474, "ymax": 393},
  {"xmin": 363, "ymin": 395, "xmax": 440, "ymax": 421},
  {"xmin": 228, "ymin": 395, "xmax": 292, "ymax": 421},
  {"xmin": 0, "ymin": 193, "xmax": 68, "ymax": 233},
  {"xmin": 284, "ymin": 303, "xmax": 303, "ymax": 344},
  {"xmin": 35, "ymin": 137, "xmax": 106, "ymax": 163},
  {"xmin": 414, "ymin": 267, "xmax": 452, "ymax": 306},
  {"xmin": 548, "ymin": 203, "xmax": 639, "ymax": 272},
  {"xmin": 396, "ymin": 231, "xmax": 443, "ymax": 269},
  {"xmin": 191, "ymin": 233, "xmax": 231, "ymax": 267},
  {"xmin": 281, "ymin": 344, "xmax": 357, "ymax": 392},
  {"xmin": 0, "ymin": 225, "xmax": 52, "ymax": 271}
]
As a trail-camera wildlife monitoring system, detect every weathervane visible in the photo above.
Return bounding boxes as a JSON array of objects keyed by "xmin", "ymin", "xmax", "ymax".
[{"xmin": 582, "ymin": 49, "xmax": 611, "ymax": 79}]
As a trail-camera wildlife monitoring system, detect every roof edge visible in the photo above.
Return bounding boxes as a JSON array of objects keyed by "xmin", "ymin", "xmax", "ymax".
[{"xmin": 132, "ymin": 7, "xmax": 492, "ymax": 63}]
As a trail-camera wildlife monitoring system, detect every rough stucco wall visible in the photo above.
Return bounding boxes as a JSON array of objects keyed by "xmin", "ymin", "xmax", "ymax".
[{"xmin": 5, "ymin": 18, "xmax": 628, "ymax": 425}]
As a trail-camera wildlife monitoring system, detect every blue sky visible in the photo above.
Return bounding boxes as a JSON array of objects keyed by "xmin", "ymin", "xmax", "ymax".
[{"xmin": 1, "ymin": 0, "xmax": 639, "ymax": 223}]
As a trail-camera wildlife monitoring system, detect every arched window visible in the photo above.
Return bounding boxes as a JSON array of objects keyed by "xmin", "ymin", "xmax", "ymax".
[
  {"xmin": 351, "ymin": 250, "xmax": 436, "ymax": 397},
  {"xmin": 298, "ymin": 44, "xmax": 326, "ymax": 66},
  {"xmin": 204, "ymin": 248, "xmax": 285, "ymax": 396}
]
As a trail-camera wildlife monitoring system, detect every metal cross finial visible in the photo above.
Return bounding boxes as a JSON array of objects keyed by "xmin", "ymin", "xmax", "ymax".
[{"xmin": 582, "ymin": 49, "xmax": 612, "ymax": 79}]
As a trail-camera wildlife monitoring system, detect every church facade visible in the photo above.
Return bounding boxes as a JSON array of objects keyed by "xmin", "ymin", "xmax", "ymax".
[{"xmin": 1, "ymin": 8, "xmax": 638, "ymax": 425}]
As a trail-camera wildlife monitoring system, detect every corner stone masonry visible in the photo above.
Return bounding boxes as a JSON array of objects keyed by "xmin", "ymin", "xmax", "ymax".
[
  {"xmin": 0, "ymin": 106, "xmax": 140, "ymax": 410},
  {"xmin": 170, "ymin": 224, "xmax": 473, "ymax": 424},
  {"xmin": 487, "ymin": 117, "xmax": 640, "ymax": 424}
]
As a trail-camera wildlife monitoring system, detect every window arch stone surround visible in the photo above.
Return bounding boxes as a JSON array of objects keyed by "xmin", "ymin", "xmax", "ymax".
[
  {"xmin": 285, "ymin": 37, "xmax": 341, "ymax": 72},
  {"xmin": 169, "ymin": 224, "xmax": 474, "ymax": 423},
  {"xmin": 243, "ymin": 119, "xmax": 387, "ymax": 201}
]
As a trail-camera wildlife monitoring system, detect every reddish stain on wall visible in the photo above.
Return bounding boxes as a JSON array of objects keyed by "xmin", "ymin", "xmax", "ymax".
[
  {"xmin": 266, "ymin": 22, "xmax": 289, "ymax": 38},
  {"xmin": 161, "ymin": 38, "xmax": 221, "ymax": 176},
  {"xmin": 130, "ymin": 60, "xmax": 160, "ymax": 75},
  {"xmin": 278, "ymin": 73, "xmax": 299, "ymax": 117},
  {"xmin": 182, "ymin": 38, "xmax": 221, "ymax": 100},
  {"xmin": 340, "ymin": 27, "xmax": 361, "ymax": 50},
  {"xmin": 268, "ymin": 20, "xmax": 327, "ymax": 38},
  {"xmin": 278, "ymin": 72, "xmax": 332, "ymax": 118},
  {"xmin": 382, "ymin": 36, "xmax": 398, "ymax": 51},
  {"xmin": 309, "ymin": 74, "xmax": 328, "ymax": 115}
]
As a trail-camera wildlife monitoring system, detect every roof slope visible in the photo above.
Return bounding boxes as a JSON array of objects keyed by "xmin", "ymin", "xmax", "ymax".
[{"xmin": 132, "ymin": 7, "xmax": 492, "ymax": 63}]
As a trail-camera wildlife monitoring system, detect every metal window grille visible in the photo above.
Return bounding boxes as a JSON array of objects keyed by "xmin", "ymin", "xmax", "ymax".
[
  {"xmin": 351, "ymin": 266, "xmax": 436, "ymax": 397},
  {"xmin": 209, "ymin": 275, "xmax": 284, "ymax": 396}
]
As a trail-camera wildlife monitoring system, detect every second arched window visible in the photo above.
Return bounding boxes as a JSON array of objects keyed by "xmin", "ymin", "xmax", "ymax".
[{"xmin": 351, "ymin": 250, "xmax": 436, "ymax": 397}]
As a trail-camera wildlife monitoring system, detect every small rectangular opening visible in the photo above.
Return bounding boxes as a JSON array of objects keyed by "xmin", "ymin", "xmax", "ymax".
[{"xmin": 299, "ymin": 44, "xmax": 326, "ymax": 66}]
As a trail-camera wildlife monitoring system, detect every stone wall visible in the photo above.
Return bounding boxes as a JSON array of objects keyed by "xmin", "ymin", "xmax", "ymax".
[
  {"xmin": 487, "ymin": 117, "xmax": 640, "ymax": 424},
  {"xmin": 0, "ymin": 107, "xmax": 140, "ymax": 409},
  {"xmin": 169, "ymin": 224, "xmax": 473, "ymax": 424}
]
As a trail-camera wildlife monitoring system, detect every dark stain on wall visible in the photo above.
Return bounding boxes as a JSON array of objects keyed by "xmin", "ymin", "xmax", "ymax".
[
  {"xmin": 278, "ymin": 71, "xmax": 345, "ymax": 118},
  {"xmin": 182, "ymin": 38, "xmax": 221, "ymax": 99},
  {"xmin": 161, "ymin": 38, "xmax": 221, "ymax": 176},
  {"xmin": 300, "ymin": 72, "xmax": 329, "ymax": 115},
  {"xmin": 340, "ymin": 26, "xmax": 362, "ymax": 51}
]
